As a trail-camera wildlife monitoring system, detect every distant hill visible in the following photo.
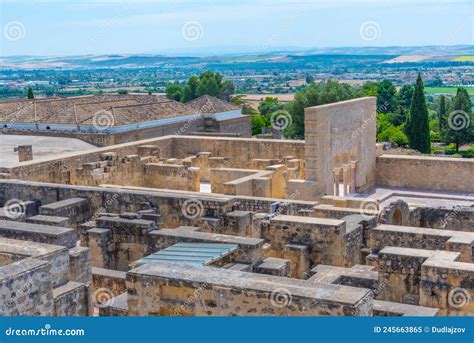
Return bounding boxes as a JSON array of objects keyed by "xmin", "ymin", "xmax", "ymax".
[{"xmin": 1, "ymin": 45, "xmax": 472, "ymax": 70}]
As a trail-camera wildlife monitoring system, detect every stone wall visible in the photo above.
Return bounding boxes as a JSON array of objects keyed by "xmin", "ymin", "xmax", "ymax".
[
  {"xmin": 144, "ymin": 164, "xmax": 200, "ymax": 191},
  {"xmin": 304, "ymin": 97, "xmax": 377, "ymax": 196},
  {"xmin": 126, "ymin": 262, "xmax": 373, "ymax": 316},
  {"xmin": 376, "ymin": 155, "xmax": 474, "ymax": 193},
  {"xmin": 259, "ymin": 215, "xmax": 363, "ymax": 268}
]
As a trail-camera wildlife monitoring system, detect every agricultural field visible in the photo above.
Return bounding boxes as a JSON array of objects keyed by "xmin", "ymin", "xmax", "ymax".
[
  {"xmin": 454, "ymin": 56, "xmax": 474, "ymax": 62},
  {"xmin": 425, "ymin": 87, "xmax": 474, "ymax": 95}
]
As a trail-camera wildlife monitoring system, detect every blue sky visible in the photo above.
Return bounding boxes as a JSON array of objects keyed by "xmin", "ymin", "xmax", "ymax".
[{"xmin": 1, "ymin": 0, "xmax": 473, "ymax": 56}]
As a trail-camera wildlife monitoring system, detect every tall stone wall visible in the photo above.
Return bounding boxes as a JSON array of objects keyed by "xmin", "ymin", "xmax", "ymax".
[{"xmin": 304, "ymin": 97, "xmax": 377, "ymax": 196}]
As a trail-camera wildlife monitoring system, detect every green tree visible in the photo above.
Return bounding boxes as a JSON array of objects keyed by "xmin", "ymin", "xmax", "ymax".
[
  {"xmin": 442, "ymin": 88, "xmax": 473, "ymax": 152},
  {"xmin": 378, "ymin": 125, "xmax": 409, "ymax": 146},
  {"xmin": 376, "ymin": 80, "xmax": 398, "ymax": 113},
  {"xmin": 165, "ymin": 72, "xmax": 235, "ymax": 103},
  {"xmin": 258, "ymin": 97, "xmax": 283, "ymax": 118},
  {"xmin": 182, "ymin": 85, "xmax": 194, "ymax": 102},
  {"xmin": 165, "ymin": 84, "xmax": 184, "ymax": 101},
  {"xmin": 230, "ymin": 95, "xmax": 245, "ymax": 107},
  {"xmin": 405, "ymin": 73, "xmax": 431, "ymax": 153},
  {"xmin": 398, "ymin": 84, "xmax": 413, "ymax": 110},
  {"xmin": 285, "ymin": 80, "xmax": 358, "ymax": 139},
  {"xmin": 251, "ymin": 115, "xmax": 267, "ymax": 135},
  {"xmin": 27, "ymin": 87, "xmax": 34, "ymax": 99},
  {"xmin": 438, "ymin": 95, "xmax": 447, "ymax": 133},
  {"xmin": 305, "ymin": 74, "xmax": 314, "ymax": 84},
  {"xmin": 196, "ymin": 76, "xmax": 220, "ymax": 97},
  {"xmin": 362, "ymin": 81, "xmax": 379, "ymax": 96},
  {"xmin": 231, "ymin": 95, "xmax": 256, "ymax": 115},
  {"xmin": 187, "ymin": 76, "xmax": 199, "ymax": 99}
]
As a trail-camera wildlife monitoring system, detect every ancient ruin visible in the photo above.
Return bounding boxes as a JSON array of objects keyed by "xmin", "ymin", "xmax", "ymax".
[{"xmin": 0, "ymin": 96, "xmax": 472, "ymax": 317}]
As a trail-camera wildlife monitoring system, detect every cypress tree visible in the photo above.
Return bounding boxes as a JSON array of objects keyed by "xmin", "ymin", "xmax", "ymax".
[
  {"xmin": 27, "ymin": 87, "xmax": 34, "ymax": 99},
  {"xmin": 406, "ymin": 73, "xmax": 430, "ymax": 153},
  {"xmin": 439, "ymin": 95, "xmax": 446, "ymax": 132}
]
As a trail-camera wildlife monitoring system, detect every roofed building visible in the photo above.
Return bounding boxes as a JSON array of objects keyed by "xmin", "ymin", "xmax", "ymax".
[{"xmin": 0, "ymin": 94, "xmax": 250, "ymax": 146}]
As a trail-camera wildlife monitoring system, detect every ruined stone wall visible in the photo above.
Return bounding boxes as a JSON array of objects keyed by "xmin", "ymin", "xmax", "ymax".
[
  {"xmin": 144, "ymin": 164, "xmax": 200, "ymax": 191},
  {"xmin": 375, "ymin": 247, "xmax": 473, "ymax": 315},
  {"xmin": 2, "ymin": 136, "xmax": 174, "ymax": 184},
  {"xmin": 304, "ymin": 97, "xmax": 377, "ymax": 196},
  {"xmin": 1, "ymin": 136, "xmax": 304, "ymax": 188},
  {"xmin": 210, "ymin": 116, "xmax": 252, "ymax": 138},
  {"xmin": 0, "ymin": 258, "xmax": 53, "ymax": 315},
  {"xmin": 410, "ymin": 206, "xmax": 474, "ymax": 232},
  {"xmin": 0, "ymin": 180, "xmax": 316, "ymax": 229},
  {"xmin": 259, "ymin": 215, "xmax": 361, "ymax": 268},
  {"xmin": 172, "ymin": 136, "xmax": 304, "ymax": 166},
  {"xmin": 126, "ymin": 262, "xmax": 373, "ymax": 316},
  {"xmin": 376, "ymin": 155, "xmax": 474, "ymax": 193}
]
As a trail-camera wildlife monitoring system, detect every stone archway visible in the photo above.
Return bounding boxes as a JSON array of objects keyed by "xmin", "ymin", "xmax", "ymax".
[
  {"xmin": 392, "ymin": 208, "xmax": 403, "ymax": 225},
  {"xmin": 379, "ymin": 200, "xmax": 410, "ymax": 226}
]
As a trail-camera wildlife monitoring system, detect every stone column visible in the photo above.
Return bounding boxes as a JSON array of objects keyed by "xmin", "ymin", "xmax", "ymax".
[
  {"xmin": 333, "ymin": 168, "xmax": 341, "ymax": 196},
  {"xmin": 350, "ymin": 162, "xmax": 357, "ymax": 194},
  {"xmin": 342, "ymin": 164, "xmax": 350, "ymax": 196}
]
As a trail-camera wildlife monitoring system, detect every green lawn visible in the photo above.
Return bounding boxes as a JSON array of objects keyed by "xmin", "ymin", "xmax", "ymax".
[{"xmin": 425, "ymin": 87, "xmax": 474, "ymax": 95}]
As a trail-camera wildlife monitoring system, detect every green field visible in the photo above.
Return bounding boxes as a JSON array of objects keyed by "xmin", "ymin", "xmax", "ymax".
[
  {"xmin": 454, "ymin": 56, "xmax": 474, "ymax": 62},
  {"xmin": 425, "ymin": 87, "xmax": 474, "ymax": 95}
]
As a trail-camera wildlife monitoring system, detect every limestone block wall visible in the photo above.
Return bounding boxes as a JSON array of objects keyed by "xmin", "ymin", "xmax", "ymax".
[
  {"xmin": 53, "ymin": 281, "xmax": 90, "ymax": 316},
  {"xmin": 260, "ymin": 215, "xmax": 361, "ymax": 268},
  {"xmin": 376, "ymin": 155, "xmax": 474, "ymax": 193},
  {"xmin": 0, "ymin": 180, "xmax": 236, "ymax": 229},
  {"xmin": 419, "ymin": 259, "xmax": 474, "ymax": 315},
  {"xmin": 304, "ymin": 97, "xmax": 377, "ymax": 196},
  {"xmin": 144, "ymin": 164, "xmax": 200, "ymax": 191},
  {"xmin": 0, "ymin": 258, "xmax": 54, "ymax": 316},
  {"xmin": 172, "ymin": 136, "xmax": 304, "ymax": 167},
  {"xmin": 69, "ymin": 246, "xmax": 92, "ymax": 284},
  {"xmin": 210, "ymin": 168, "xmax": 261, "ymax": 194},
  {"xmin": 376, "ymin": 247, "xmax": 473, "ymax": 315},
  {"xmin": 87, "ymin": 216, "xmax": 157, "ymax": 271},
  {"xmin": 211, "ymin": 116, "xmax": 252, "ymax": 138},
  {"xmin": 410, "ymin": 206, "xmax": 474, "ymax": 232},
  {"xmin": 126, "ymin": 262, "xmax": 373, "ymax": 316},
  {"xmin": 2, "ymin": 136, "xmax": 174, "ymax": 184},
  {"xmin": 92, "ymin": 267, "xmax": 127, "ymax": 296},
  {"xmin": 369, "ymin": 225, "xmax": 474, "ymax": 262}
]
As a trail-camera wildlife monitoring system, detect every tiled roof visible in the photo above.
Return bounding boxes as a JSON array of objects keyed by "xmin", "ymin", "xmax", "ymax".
[
  {"xmin": 186, "ymin": 95, "xmax": 239, "ymax": 114},
  {"xmin": 0, "ymin": 94, "xmax": 197, "ymax": 126}
]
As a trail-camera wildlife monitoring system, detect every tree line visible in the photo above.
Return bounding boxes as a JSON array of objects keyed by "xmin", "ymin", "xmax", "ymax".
[
  {"xmin": 249, "ymin": 75, "xmax": 473, "ymax": 155},
  {"xmin": 163, "ymin": 71, "xmax": 473, "ymax": 156}
]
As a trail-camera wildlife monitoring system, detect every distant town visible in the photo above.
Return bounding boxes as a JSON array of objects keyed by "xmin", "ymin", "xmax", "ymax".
[{"xmin": 1, "ymin": 46, "xmax": 473, "ymax": 100}]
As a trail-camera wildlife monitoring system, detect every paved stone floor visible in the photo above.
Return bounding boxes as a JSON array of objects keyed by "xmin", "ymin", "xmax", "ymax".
[
  {"xmin": 0, "ymin": 134, "xmax": 96, "ymax": 167},
  {"xmin": 352, "ymin": 186, "xmax": 474, "ymax": 209}
]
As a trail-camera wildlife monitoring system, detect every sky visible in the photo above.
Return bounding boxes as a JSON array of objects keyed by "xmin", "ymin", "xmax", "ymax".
[{"xmin": 0, "ymin": 0, "xmax": 473, "ymax": 57}]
